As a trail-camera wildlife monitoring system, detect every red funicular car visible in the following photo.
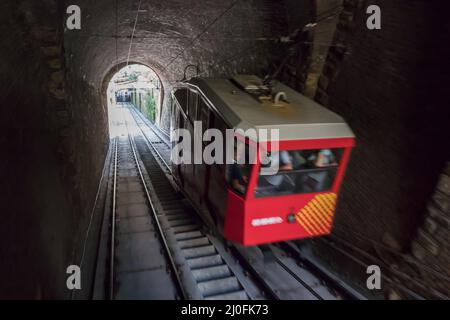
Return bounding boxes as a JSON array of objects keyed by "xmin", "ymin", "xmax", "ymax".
[{"xmin": 171, "ymin": 75, "xmax": 355, "ymax": 246}]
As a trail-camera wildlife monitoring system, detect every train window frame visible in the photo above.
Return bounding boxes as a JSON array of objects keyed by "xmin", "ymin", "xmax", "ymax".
[
  {"xmin": 209, "ymin": 113, "xmax": 228, "ymax": 173},
  {"xmin": 187, "ymin": 90, "xmax": 198, "ymax": 123},
  {"xmin": 226, "ymin": 139, "xmax": 256, "ymax": 198},
  {"xmin": 174, "ymin": 88, "xmax": 188, "ymax": 114},
  {"xmin": 254, "ymin": 148, "xmax": 344, "ymax": 198},
  {"xmin": 198, "ymin": 98, "xmax": 209, "ymax": 135}
]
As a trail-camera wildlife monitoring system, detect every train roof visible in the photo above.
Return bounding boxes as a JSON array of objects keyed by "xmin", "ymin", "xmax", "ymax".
[{"xmin": 180, "ymin": 75, "xmax": 355, "ymax": 142}]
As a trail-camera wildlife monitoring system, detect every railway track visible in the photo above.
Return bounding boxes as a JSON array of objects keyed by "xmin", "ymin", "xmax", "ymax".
[
  {"xmin": 96, "ymin": 103, "xmax": 365, "ymax": 300},
  {"xmin": 108, "ymin": 105, "xmax": 265, "ymax": 300},
  {"xmin": 106, "ymin": 111, "xmax": 185, "ymax": 299}
]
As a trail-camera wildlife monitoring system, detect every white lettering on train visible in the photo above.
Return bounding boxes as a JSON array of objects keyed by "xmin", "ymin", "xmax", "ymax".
[{"xmin": 251, "ymin": 217, "xmax": 283, "ymax": 227}]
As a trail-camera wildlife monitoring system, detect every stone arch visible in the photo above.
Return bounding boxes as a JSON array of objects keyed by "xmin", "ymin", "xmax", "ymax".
[{"xmin": 101, "ymin": 61, "xmax": 167, "ymax": 128}]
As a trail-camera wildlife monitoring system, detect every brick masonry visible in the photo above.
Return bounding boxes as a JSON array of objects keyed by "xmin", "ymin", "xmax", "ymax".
[
  {"xmin": 66, "ymin": 0, "xmax": 289, "ymax": 132},
  {"xmin": 400, "ymin": 163, "xmax": 450, "ymax": 297},
  {"xmin": 1, "ymin": 0, "xmax": 75, "ymax": 298},
  {"xmin": 310, "ymin": 0, "xmax": 450, "ymax": 297}
]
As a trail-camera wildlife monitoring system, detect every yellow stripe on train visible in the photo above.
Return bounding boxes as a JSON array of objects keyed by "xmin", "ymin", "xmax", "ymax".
[{"xmin": 296, "ymin": 193, "xmax": 337, "ymax": 236}]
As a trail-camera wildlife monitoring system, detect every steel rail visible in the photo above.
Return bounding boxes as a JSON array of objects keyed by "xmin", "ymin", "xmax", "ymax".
[
  {"xmin": 125, "ymin": 105, "xmax": 373, "ymax": 300},
  {"xmin": 129, "ymin": 103, "xmax": 170, "ymax": 144},
  {"xmin": 227, "ymin": 246, "xmax": 281, "ymax": 300},
  {"xmin": 108, "ymin": 137, "xmax": 118, "ymax": 300},
  {"xmin": 127, "ymin": 106, "xmax": 348, "ymax": 300},
  {"xmin": 125, "ymin": 108, "xmax": 266, "ymax": 300},
  {"xmin": 129, "ymin": 107, "xmax": 288, "ymax": 299},
  {"xmin": 278, "ymin": 241, "xmax": 365, "ymax": 300},
  {"xmin": 318, "ymin": 237, "xmax": 431, "ymax": 300},
  {"xmin": 127, "ymin": 105, "xmax": 171, "ymax": 170},
  {"xmin": 121, "ymin": 108, "xmax": 187, "ymax": 300}
]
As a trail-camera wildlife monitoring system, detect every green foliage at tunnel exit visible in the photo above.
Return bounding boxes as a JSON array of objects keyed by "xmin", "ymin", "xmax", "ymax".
[{"xmin": 145, "ymin": 94, "xmax": 156, "ymax": 122}]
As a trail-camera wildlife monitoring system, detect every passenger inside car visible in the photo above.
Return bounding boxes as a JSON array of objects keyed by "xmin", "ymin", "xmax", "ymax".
[
  {"xmin": 229, "ymin": 143, "xmax": 252, "ymax": 195},
  {"xmin": 308, "ymin": 149, "xmax": 338, "ymax": 168},
  {"xmin": 255, "ymin": 148, "xmax": 342, "ymax": 197}
]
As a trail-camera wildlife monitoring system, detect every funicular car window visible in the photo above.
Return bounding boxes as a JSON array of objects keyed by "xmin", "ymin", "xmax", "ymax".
[
  {"xmin": 198, "ymin": 98, "xmax": 209, "ymax": 132},
  {"xmin": 255, "ymin": 148, "xmax": 343, "ymax": 198},
  {"xmin": 209, "ymin": 115, "xmax": 228, "ymax": 172},
  {"xmin": 187, "ymin": 90, "xmax": 198, "ymax": 122},
  {"xmin": 174, "ymin": 88, "xmax": 188, "ymax": 113}
]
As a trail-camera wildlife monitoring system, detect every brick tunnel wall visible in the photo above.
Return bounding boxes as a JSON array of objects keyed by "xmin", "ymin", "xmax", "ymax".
[
  {"xmin": 66, "ymin": 0, "xmax": 290, "ymax": 132},
  {"xmin": 1, "ymin": 0, "xmax": 113, "ymax": 299},
  {"xmin": 312, "ymin": 0, "xmax": 450, "ymax": 296},
  {"xmin": 4, "ymin": 0, "xmax": 447, "ymax": 299},
  {"xmin": 278, "ymin": 0, "xmax": 343, "ymax": 98},
  {"xmin": 0, "ymin": 0, "xmax": 78, "ymax": 298},
  {"xmin": 404, "ymin": 164, "xmax": 450, "ymax": 297},
  {"xmin": 316, "ymin": 0, "xmax": 450, "ymax": 246}
]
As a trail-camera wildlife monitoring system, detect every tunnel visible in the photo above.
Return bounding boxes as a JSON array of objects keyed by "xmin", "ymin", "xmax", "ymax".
[{"xmin": 1, "ymin": 0, "xmax": 449, "ymax": 300}]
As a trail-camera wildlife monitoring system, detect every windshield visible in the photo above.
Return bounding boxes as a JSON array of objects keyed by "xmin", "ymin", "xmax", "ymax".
[{"xmin": 255, "ymin": 148, "xmax": 343, "ymax": 198}]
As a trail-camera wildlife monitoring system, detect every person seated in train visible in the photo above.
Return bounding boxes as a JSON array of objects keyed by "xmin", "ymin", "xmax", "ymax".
[
  {"xmin": 230, "ymin": 163, "xmax": 250, "ymax": 195},
  {"xmin": 290, "ymin": 150, "xmax": 307, "ymax": 170},
  {"xmin": 308, "ymin": 149, "xmax": 337, "ymax": 168},
  {"xmin": 272, "ymin": 150, "xmax": 294, "ymax": 171},
  {"xmin": 263, "ymin": 151, "xmax": 294, "ymax": 189},
  {"xmin": 300, "ymin": 149, "xmax": 337, "ymax": 193}
]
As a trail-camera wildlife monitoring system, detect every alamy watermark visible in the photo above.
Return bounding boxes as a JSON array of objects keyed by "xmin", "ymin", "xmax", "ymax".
[
  {"xmin": 367, "ymin": 5, "xmax": 381, "ymax": 30},
  {"xmin": 66, "ymin": 265, "xmax": 81, "ymax": 290},
  {"xmin": 65, "ymin": 4, "xmax": 381, "ymax": 32},
  {"xmin": 66, "ymin": 5, "xmax": 81, "ymax": 30},
  {"xmin": 366, "ymin": 265, "xmax": 382, "ymax": 290},
  {"xmin": 171, "ymin": 122, "xmax": 280, "ymax": 175}
]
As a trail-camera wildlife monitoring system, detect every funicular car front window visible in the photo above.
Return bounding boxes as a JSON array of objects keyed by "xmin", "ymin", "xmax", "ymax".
[
  {"xmin": 174, "ymin": 89, "xmax": 188, "ymax": 113},
  {"xmin": 255, "ymin": 148, "xmax": 343, "ymax": 198}
]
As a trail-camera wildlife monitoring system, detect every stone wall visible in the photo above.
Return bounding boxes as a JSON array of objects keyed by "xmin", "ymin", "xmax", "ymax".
[
  {"xmin": 0, "ymin": 0, "xmax": 109, "ymax": 298},
  {"xmin": 1, "ymin": 0, "xmax": 73, "ymax": 298},
  {"xmin": 312, "ymin": 0, "xmax": 450, "ymax": 297},
  {"xmin": 316, "ymin": 0, "xmax": 449, "ymax": 246},
  {"xmin": 2, "ymin": 0, "xmax": 447, "ymax": 299},
  {"xmin": 66, "ymin": 0, "xmax": 289, "ymax": 131},
  {"xmin": 0, "ymin": 0, "xmax": 292, "ymax": 298},
  {"xmin": 401, "ymin": 163, "xmax": 450, "ymax": 297}
]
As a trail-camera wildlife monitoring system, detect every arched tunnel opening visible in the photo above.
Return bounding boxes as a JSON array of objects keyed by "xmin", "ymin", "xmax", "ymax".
[
  {"xmin": 1, "ymin": 0, "xmax": 449, "ymax": 301},
  {"xmin": 105, "ymin": 63, "xmax": 164, "ymax": 137}
]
